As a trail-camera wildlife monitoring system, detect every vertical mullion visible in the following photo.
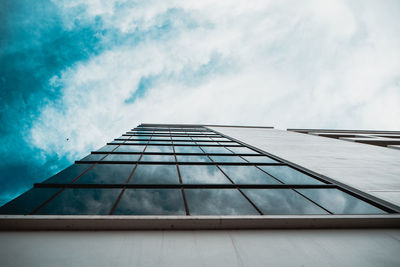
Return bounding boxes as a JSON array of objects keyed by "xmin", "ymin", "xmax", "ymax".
[{"xmin": 173, "ymin": 129, "xmax": 189, "ymax": 215}]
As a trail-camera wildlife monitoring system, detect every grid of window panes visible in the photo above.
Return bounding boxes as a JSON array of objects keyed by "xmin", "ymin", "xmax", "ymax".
[{"xmin": 0, "ymin": 125, "xmax": 394, "ymax": 215}]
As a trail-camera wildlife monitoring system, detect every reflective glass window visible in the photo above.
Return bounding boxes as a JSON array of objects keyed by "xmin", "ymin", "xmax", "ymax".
[
  {"xmin": 185, "ymin": 189, "xmax": 259, "ymax": 215},
  {"xmin": 0, "ymin": 188, "xmax": 60, "ymax": 215},
  {"xmin": 102, "ymin": 154, "xmax": 140, "ymax": 162},
  {"xmin": 151, "ymin": 137, "xmax": 171, "ymax": 141},
  {"xmin": 176, "ymin": 155, "xmax": 211, "ymax": 162},
  {"xmin": 97, "ymin": 145, "xmax": 117, "ymax": 152},
  {"xmin": 140, "ymin": 155, "xmax": 175, "ymax": 162},
  {"xmin": 297, "ymin": 189, "xmax": 386, "ymax": 214},
  {"xmin": 35, "ymin": 189, "xmax": 121, "ymax": 215},
  {"xmin": 44, "ymin": 164, "xmax": 93, "ymax": 184},
  {"xmin": 124, "ymin": 140, "xmax": 148, "ymax": 144},
  {"xmin": 174, "ymin": 146, "xmax": 203, "ymax": 153},
  {"xmin": 172, "ymin": 137, "xmax": 192, "ymax": 140},
  {"xmin": 227, "ymin": 147, "xmax": 259, "ymax": 154},
  {"xmin": 113, "ymin": 189, "xmax": 186, "ymax": 215},
  {"xmin": 201, "ymin": 147, "xmax": 233, "ymax": 154},
  {"xmin": 80, "ymin": 154, "xmax": 106, "ymax": 161},
  {"xmin": 145, "ymin": 146, "xmax": 173, "ymax": 153},
  {"xmin": 130, "ymin": 165, "xmax": 179, "ymax": 184},
  {"xmin": 75, "ymin": 164, "xmax": 134, "ymax": 184},
  {"xmin": 179, "ymin": 165, "xmax": 230, "ymax": 184},
  {"xmin": 172, "ymin": 141, "xmax": 196, "ymax": 145},
  {"xmin": 209, "ymin": 156, "xmax": 246, "ymax": 163},
  {"xmin": 196, "ymin": 142, "xmax": 220, "ymax": 146},
  {"xmin": 243, "ymin": 189, "xmax": 329, "ymax": 214},
  {"xmin": 243, "ymin": 156, "xmax": 278, "ymax": 163},
  {"xmin": 258, "ymin": 166, "xmax": 324, "ymax": 185},
  {"xmin": 219, "ymin": 166, "xmax": 280, "ymax": 184},
  {"xmin": 115, "ymin": 145, "xmax": 145, "ymax": 153}
]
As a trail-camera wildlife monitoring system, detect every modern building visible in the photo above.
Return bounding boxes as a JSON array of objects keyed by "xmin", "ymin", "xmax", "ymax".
[{"xmin": 0, "ymin": 124, "xmax": 399, "ymax": 266}]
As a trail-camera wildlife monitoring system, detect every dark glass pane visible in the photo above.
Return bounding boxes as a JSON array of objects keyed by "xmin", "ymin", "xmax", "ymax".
[
  {"xmin": 243, "ymin": 156, "xmax": 278, "ymax": 163},
  {"xmin": 174, "ymin": 146, "xmax": 203, "ymax": 153},
  {"xmin": 176, "ymin": 155, "xmax": 211, "ymax": 162},
  {"xmin": 44, "ymin": 164, "xmax": 93, "ymax": 184},
  {"xmin": 115, "ymin": 145, "xmax": 145, "ymax": 153},
  {"xmin": 258, "ymin": 166, "xmax": 324, "ymax": 185},
  {"xmin": 35, "ymin": 189, "xmax": 121, "ymax": 215},
  {"xmin": 227, "ymin": 147, "xmax": 259, "ymax": 154},
  {"xmin": 80, "ymin": 154, "xmax": 106, "ymax": 161},
  {"xmin": 201, "ymin": 147, "xmax": 233, "ymax": 154},
  {"xmin": 124, "ymin": 140, "xmax": 148, "ymax": 144},
  {"xmin": 297, "ymin": 189, "xmax": 386, "ymax": 214},
  {"xmin": 75, "ymin": 164, "xmax": 134, "ymax": 184},
  {"xmin": 242, "ymin": 189, "xmax": 328, "ymax": 214},
  {"xmin": 96, "ymin": 145, "xmax": 117, "ymax": 152},
  {"xmin": 209, "ymin": 156, "xmax": 246, "ymax": 163},
  {"xmin": 0, "ymin": 188, "xmax": 60, "ymax": 215},
  {"xmin": 102, "ymin": 154, "xmax": 140, "ymax": 162},
  {"xmin": 145, "ymin": 146, "xmax": 173, "ymax": 153},
  {"xmin": 130, "ymin": 164, "xmax": 179, "ymax": 184},
  {"xmin": 179, "ymin": 165, "xmax": 230, "ymax": 184},
  {"xmin": 219, "ymin": 166, "xmax": 280, "ymax": 184},
  {"xmin": 148, "ymin": 141, "xmax": 173, "ymax": 145},
  {"xmin": 185, "ymin": 189, "xmax": 259, "ymax": 215},
  {"xmin": 140, "ymin": 155, "xmax": 175, "ymax": 162},
  {"xmin": 113, "ymin": 189, "xmax": 186, "ymax": 215}
]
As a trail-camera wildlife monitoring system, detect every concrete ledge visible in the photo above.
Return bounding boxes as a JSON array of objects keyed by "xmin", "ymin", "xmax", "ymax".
[{"xmin": 1, "ymin": 215, "xmax": 400, "ymax": 230}]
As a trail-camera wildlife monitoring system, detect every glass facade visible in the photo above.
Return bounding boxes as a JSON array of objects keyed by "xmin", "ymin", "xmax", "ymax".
[{"xmin": 0, "ymin": 124, "xmax": 392, "ymax": 215}]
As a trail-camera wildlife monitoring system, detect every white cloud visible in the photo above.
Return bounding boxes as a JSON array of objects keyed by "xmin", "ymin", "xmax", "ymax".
[{"xmin": 31, "ymin": 0, "xmax": 400, "ymax": 160}]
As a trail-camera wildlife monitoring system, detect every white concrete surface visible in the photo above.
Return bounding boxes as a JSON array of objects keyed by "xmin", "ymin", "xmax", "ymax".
[
  {"xmin": 0, "ymin": 229, "xmax": 399, "ymax": 267},
  {"xmin": 210, "ymin": 127, "xmax": 400, "ymax": 207}
]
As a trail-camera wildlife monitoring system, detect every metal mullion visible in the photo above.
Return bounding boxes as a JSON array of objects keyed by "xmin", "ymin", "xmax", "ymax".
[
  {"xmin": 254, "ymin": 166, "xmax": 285, "ymax": 184},
  {"xmin": 292, "ymin": 189, "xmax": 333, "ymax": 214},
  {"xmin": 30, "ymin": 188, "xmax": 65, "ymax": 215}
]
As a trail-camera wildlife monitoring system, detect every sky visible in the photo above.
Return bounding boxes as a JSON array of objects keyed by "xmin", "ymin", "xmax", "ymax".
[{"xmin": 0, "ymin": 0, "xmax": 400, "ymax": 206}]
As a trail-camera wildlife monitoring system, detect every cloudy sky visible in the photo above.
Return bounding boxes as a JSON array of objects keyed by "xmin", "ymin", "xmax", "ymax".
[{"xmin": 1, "ymin": 0, "xmax": 399, "ymax": 205}]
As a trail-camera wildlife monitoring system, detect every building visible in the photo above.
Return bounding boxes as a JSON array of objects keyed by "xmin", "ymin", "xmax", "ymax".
[{"xmin": 0, "ymin": 124, "xmax": 399, "ymax": 266}]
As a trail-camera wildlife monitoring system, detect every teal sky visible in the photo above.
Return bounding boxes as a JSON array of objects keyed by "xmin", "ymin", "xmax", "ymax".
[{"xmin": 1, "ymin": 0, "xmax": 400, "ymax": 205}]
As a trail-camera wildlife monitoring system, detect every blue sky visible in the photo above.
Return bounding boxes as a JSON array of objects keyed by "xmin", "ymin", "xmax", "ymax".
[{"xmin": 1, "ymin": 0, "xmax": 400, "ymax": 205}]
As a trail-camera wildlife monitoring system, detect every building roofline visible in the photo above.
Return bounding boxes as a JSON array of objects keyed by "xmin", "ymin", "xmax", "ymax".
[
  {"xmin": 288, "ymin": 129, "xmax": 400, "ymax": 134},
  {"xmin": 1, "ymin": 215, "xmax": 399, "ymax": 230},
  {"xmin": 140, "ymin": 123, "xmax": 274, "ymax": 129}
]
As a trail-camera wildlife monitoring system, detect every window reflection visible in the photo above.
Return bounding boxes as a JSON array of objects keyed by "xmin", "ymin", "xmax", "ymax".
[
  {"xmin": 243, "ymin": 189, "xmax": 328, "ymax": 214},
  {"xmin": 209, "ymin": 156, "xmax": 246, "ymax": 163},
  {"xmin": 75, "ymin": 164, "xmax": 134, "ymax": 184},
  {"xmin": 35, "ymin": 188, "xmax": 121, "ymax": 215},
  {"xmin": 102, "ymin": 154, "xmax": 140, "ymax": 162},
  {"xmin": 96, "ymin": 145, "xmax": 117, "ymax": 152},
  {"xmin": 219, "ymin": 166, "xmax": 280, "ymax": 184},
  {"xmin": 80, "ymin": 154, "xmax": 106, "ymax": 161},
  {"xmin": 179, "ymin": 165, "xmax": 230, "ymax": 184},
  {"xmin": 140, "ymin": 155, "xmax": 175, "ymax": 162},
  {"xmin": 258, "ymin": 166, "xmax": 324, "ymax": 184},
  {"xmin": 185, "ymin": 189, "xmax": 259, "ymax": 215},
  {"xmin": 115, "ymin": 145, "xmax": 145, "ymax": 152},
  {"xmin": 227, "ymin": 147, "xmax": 259, "ymax": 154},
  {"xmin": 124, "ymin": 140, "xmax": 149, "ymax": 144},
  {"xmin": 297, "ymin": 189, "xmax": 386, "ymax": 214},
  {"xmin": 201, "ymin": 146, "xmax": 233, "ymax": 154},
  {"xmin": 0, "ymin": 188, "xmax": 60, "ymax": 215},
  {"xmin": 243, "ymin": 156, "xmax": 278, "ymax": 163},
  {"xmin": 174, "ymin": 146, "xmax": 203, "ymax": 153},
  {"xmin": 145, "ymin": 146, "xmax": 173, "ymax": 153},
  {"xmin": 130, "ymin": 165, "xmax": 179, "ymax": 184},
  {"xmin": 44, "ymin": 164, "xmax": 93, "ymax": 184},
  {"xmin": 113, "ymin": 189, "xmax": 186, "ymax": 215},
  {"xmin": 176, "ymin": 155, "xmax": 211, "ymax": 162}
]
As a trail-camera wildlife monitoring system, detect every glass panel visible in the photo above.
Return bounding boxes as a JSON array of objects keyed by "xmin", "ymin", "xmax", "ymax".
[
  {"xmin": 102, "ymin": 154, "xmax": 140, "ymax": 162},
  {"xmin": 147, "ymin": 141, "xmax": 173, "ymax": 145},
  {"xmin": 130, "ymin": 136, "xmax": 151, "ymax": 140},
  {"xmin": 115, "ymin": 145, "xmax": 145, "ymax": 153},
  {"xmin": 172, "ymin": 137, "xmax": 192, "ymax": 140},
  {"xmin": 151, "ymin": 137, "xmax": 171, "ymax": 141},
  {"xmin": 124, "ymin": 140, "xmax": 148, "ymax": 144},
  {"xmin": 0, "ymin": 188, "xmax": 60, "ymax": 215},
  {"xmin": 174, "ymin": 146, "xmax": 203, "ymax": 153},
  {"xmin": 191, "ymin": 137, "xmax": 212, "ymax": 141},
  {"xmin": 44, "ymin": 164, "xmax": 93, "ymax": 184},
  {"xmin": 96, "ymin": 145, "xmax": 117, "ymax": 152},
  {"xmin": 243, "ymin": 156, "xmax": 278, "ymax": 163},
  {"xmin": 179, "ymin": 165, "xmax": 230, "ymax": 184},
  {"xmin": 196, "ymin": 142, "xmax": 220, "ymax": 146},
  {"xmin": 227, "ymin": 147, "xmax": 259, "ymax": 154},
  {"xmin": 75, "ymin": 164, "xmax": 134, "ymax": 184},
  {"xmin": 130, "ymin": 165, "xmax": 179, "ymax": 184},
  {"xmin": 219, "ymin": 142, "xmax": 240, "ymax": 146},
  {"xmin": 297, "ymin": 189, "xmax": 386, "ymax": 214},
  {"xmin": 258, "ymin": 166, "xmax": 324, "ymax": 185},
  {"xmin": 35, "ymin": 189, "xmax": 121, "ymax": 215},
  {"xmin": 242, "ymin": 189, "xmax": 329, "ymax": 215},
  {"xmin": 172, "ymin": 141, "xmax": 197, "ymax": 145},
  {"xmin": 80, "ymin": 154, "xmax": 106, "ymax": 161},
  {"xmin": 117, "ymin": 135, "xmax": 130, "ymax": 140},
  {"xmin": 185, "ymin": 189, "xmax": 259, "ymax": 215},
  {"xmin": 140, "ymin": 155, "xmax": 175, "ymax": 162},
  {"xmin": 209, "ymin": 156, "xmax": 246, "ymax": 163},
  {"xmin": 211, "ymin": 138, "xmax": 231, "ymax": 142},
  {"xmin": 201, "ymin": 146, "xmax": 233, "ymax": 154},
  {"xmin": 176, "ymin": 155, "xmax": 211, "ymax": 162},
  {"xmin": 145, "ymin": 146, "xmax": 173, "ymax": 153},
  {"xmin": 109, "ymin": 140, "xmax": 124, "ymax": 144},
  {"xmin": 113, "ymin": 189, "xmax": 186, "ymax": 215},
  {"xmin": 219, "ymin": 166, "xmax": 280, "ymax": 184}
]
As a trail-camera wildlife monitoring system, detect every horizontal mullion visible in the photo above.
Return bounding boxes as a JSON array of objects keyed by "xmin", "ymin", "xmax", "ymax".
[
  {"xmin": 35, "ymin": 183, "xmax": 337, "ymax": 189},
  {"xmin": 92, "ymin": 152, "xmax": 258, "ymax": 156},
  {"xmin": 75, "ymin": 160, "xmax": 285, "ymax": 165},
  {"xmin": 108, "ymin": 143, "xmax": 238, "ymax": 146}
]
